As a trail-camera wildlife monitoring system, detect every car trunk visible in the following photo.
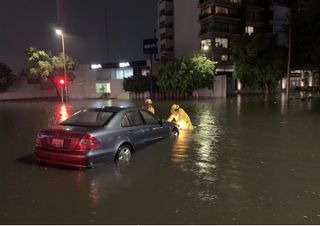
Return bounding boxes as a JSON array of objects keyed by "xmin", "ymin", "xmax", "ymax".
[{"xmin": 37, "ymin": 125, "xmax": 97, "ymax": 152}]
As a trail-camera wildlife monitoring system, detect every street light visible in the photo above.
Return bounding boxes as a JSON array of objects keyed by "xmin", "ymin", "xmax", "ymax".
[{"xmin": 55, "ymin": 29, "xmax": 68, "ymax": 101}]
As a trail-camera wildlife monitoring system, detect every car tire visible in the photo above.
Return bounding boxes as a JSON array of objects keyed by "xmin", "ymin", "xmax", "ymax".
[{"xmin": 115, "ymin": 144, "xmax": 132, "ymax": 162}]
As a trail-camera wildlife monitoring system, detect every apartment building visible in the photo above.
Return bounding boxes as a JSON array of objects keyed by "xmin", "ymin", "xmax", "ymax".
[
  {"xmin": 199, "ymin": 0, "xmax": 271, "ymax": 73},
  {"xmin": 158, "ymin": 0, "xmax": 200, "ymax": 61}
]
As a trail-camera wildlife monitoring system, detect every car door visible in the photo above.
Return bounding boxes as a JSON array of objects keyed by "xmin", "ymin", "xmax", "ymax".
[
  {"xmin": 139, "ymin": 110, "xmax": 168, "ymax": 142},
  {"xmin": 122, "ymin": 110, "xmax": 150, "ymax": 149}
]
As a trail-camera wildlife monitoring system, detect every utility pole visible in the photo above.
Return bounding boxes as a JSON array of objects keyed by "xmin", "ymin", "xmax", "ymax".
[{"xmin": 286, "ymin": 20, "xmax": 292, "ymax": 101}]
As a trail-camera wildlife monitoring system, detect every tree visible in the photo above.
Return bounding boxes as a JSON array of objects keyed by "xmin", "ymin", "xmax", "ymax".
[
  {"xmin": 25, "ymin": 47, "xmax": 78, "ymax": 98},
  {"xmin": 157, "ymin": 58, "xmax": 183, "ymax": 92},
  {"xmin": 0, "ymin": 63, "xmax": 14, "ymax": 92},
  {"xmin": 123, "ymin": 74, "xmax": 157, "ymax": 94},
  {"xmin": 232, "ymin": 33, "xmax": 287, "ymax": 95},
  {"xmin": 157, "ymin": 55, "xmax": 217, "ymax": 97},
  {"xmin": 182, "ymin": 54, "xmax": 217, "ymax": 97}
]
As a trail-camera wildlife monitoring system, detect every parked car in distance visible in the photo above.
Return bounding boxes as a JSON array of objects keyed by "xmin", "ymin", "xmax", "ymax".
[{"xmin": 35, "ymin": 106, "xmax": 179, "ymax": 168}]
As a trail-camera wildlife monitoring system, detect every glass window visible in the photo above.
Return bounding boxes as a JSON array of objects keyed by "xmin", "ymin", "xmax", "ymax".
[
  {"xmin": 139, "ymin": 111, "xmax": 159, "ymax": 125},
  {"xmin": 121, "ymin": 115, "xmax": 130, "ymax": 127},
  {"xmin": 61, "ymin": 110, "xmax": 114, "ymax": 127},
  {"xmin": 201, "ymin": 39, "xmax": 211, "ymax": 51},
  {"xmin": 221, "ymin": 54, "xmax": 228, "ymax": 61},
  {"xmin": 245, "ymin": 26, "xmax": 254, "ymax": 35},
  {"xmin": 123, "ymin": 68, "xmax": 133, "ymax": 78},
  {"xmin": 110, "ymin": 69, "xmax": 116, "ymax": 80},
  {"xmin": 125, "ymin": 111, "xmax": 144, "ymax": 126},
  {"xmin": 116, "ymin": 69, "xmax": 124, "ymax": 79},
  {"xmin": 215, "ymin": 6, "xmax": 229, "ymax": 16},
  {"xmin": 201, "ymin": 6, "xmax": 212, "ymax": 16},
  {"xmin": 215, "ymin": 38, "xmax": 228, "ymax": 48}
]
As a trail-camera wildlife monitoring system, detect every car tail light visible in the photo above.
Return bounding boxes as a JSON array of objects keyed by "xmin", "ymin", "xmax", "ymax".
[{"xmin": 75, "ymin": 134, "xmax": 100, "ymax": 152}]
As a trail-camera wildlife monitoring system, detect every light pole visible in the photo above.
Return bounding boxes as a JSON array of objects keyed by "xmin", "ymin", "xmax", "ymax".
[{"xmin": 56, "ymin": 29, "xmax": 68, "ymax": 101}]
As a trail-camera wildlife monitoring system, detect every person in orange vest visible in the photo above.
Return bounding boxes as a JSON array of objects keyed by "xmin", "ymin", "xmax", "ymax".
[
  {"xmin": 167, "ymin": 104, "xmax": 193, "ymax": 130},
  {"xmin": 143, "ymin": 98, "xmax": 155, "ymax": 114}
]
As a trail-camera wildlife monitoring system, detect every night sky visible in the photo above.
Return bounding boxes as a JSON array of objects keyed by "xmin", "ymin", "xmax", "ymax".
[{"xmin": 0, "ymin": 0, "xmax": 157, "ymax": 72}]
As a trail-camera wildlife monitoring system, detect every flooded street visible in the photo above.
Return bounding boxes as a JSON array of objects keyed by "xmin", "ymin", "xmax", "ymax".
[{"xmin": 1, "ymin": 95, "xmax": 320, "ymax": 224}]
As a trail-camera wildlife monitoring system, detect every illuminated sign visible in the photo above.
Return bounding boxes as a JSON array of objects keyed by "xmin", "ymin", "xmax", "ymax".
[
  {"xmin": 90, "ymin": 64, "xmax": 102, "ymax": 69},
  {"xmin": 119, "ymin": 62, "xmax": 130, "ymax": 68},
  {"xmin": 143, "ymin": 38, "xmax": 158, "ymax": 55}
]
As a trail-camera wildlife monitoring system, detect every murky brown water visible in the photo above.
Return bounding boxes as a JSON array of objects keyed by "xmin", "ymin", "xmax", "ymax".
[{"xmin": 1, "ymin": 94, "xmax": 320, "ymax": 224}]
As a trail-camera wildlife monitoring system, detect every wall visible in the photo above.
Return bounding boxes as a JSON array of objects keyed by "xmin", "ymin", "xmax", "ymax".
[
  {"xmin": 69, "ymin": 64, "xmax": 130, "ymax": 99},
  {"xmin": 0, "ymin": 79, "xmax": 56, "ymax": 101},
  {"xmin": 195, "ymin": 75, "xmax": 227, "ymax": 98},
  {"xmin": 174, "ymin": 0, "xmax": 200, "ymax": 58}
]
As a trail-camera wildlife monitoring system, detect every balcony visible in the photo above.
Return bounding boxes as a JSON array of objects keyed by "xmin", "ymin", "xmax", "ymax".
[
  {"xmin": 199, "ymin": 13, "xmax": 214, "ymax": 21},
  {"xmin": 160, "ymin": 9, "xmax": 173, "ymax": 17},
  {"xmin": 160, "ymin": 32, "xmax": 174, "ymax": 40},
  {"xmin": 160, "ymin": 21, "xmax": 174, "ymax": 29},
  {"xmin": 215, "ymin": 0, "xmax": 241, "ymax": 6},
  {"xmin": 198, "ymin": 0, "xmax": 213, "ymax": 8}
]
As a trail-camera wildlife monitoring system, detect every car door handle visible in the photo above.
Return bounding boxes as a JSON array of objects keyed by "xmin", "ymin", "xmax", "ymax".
[{"xmin": 128, "ymin": 130, "xmax": 133, "ymax": 135}]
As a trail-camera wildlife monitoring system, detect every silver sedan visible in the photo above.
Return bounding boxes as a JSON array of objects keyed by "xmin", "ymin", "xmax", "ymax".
[{"xmin": 35, "ymin": 106, "xmax": 178, "ymax": 168}]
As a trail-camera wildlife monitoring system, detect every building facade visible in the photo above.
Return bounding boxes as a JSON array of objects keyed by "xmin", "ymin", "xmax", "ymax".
[
  {"xmin": 68, "ymin": 60, "xmax": 150, "ymax": 99},
  {"xmin": 158, "ymin": 0, "xmax": 200, "ymax": 60}
]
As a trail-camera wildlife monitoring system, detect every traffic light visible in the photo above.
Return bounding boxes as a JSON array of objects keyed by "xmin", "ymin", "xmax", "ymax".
[
  {"xmin": 56, "ymin": 77, "xmax": 67, "ymax": 87},
  {"xmin": 59, "ymin": 79, "xmax": 65, "ymax": 86}
]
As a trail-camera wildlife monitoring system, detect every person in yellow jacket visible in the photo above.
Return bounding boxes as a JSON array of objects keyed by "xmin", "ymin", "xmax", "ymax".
[
  {"xmin": 143, "ymin": 98, "xmax": 155, "ymax": 114},
  {"xmin": 167, "ymin": 104, "xmax": 193, "ymax": 130}
]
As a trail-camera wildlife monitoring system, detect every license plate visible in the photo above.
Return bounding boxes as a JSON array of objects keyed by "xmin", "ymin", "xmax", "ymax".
[{"xmin": 52, "ymin": 138, "xmax": 64, "ymax": 148}]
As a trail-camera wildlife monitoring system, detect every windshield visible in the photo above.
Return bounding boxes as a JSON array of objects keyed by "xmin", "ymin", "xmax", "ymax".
[{"xmin": 60, "ymin": 110, "xmax": 114, "ymax": 127}]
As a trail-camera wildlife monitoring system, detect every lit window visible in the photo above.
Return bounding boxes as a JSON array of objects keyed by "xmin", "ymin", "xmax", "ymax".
[
  {"xmin": 215, "ymin": 37, "xmax": 228, "ymax": 48},
  {"xmin": 215, "ymin": 6, "xmax": 229, "ymax": 16},
  {"xmin": 123, "ymin": 68, "xmax": 133, "ymax": 78},
  {"xmin": 116, "ymin": 69, "xmax": 124, "ymax": 79},
  {"xmin": 201, "ymin": 39, "xmax": 211, "ymax": 51},
  {"xmin": 221, "ymin": 55, "xmax": 228, "ymax": 61},
  {"xmin": 201, "ymin": 6, "xmax": 212, "ymax": 16},
  {"xmin": 142, "ymin": 69, "xmax": 149, "ymax": 76},
  {"xmin": 245, "ymin": 26, "xmax": 254, "ymax": 35}
]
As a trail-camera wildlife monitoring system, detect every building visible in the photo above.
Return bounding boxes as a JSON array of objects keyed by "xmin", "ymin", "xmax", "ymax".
[
  {"xmin": 158, "ymin": 0, "xmax": 200, "ymax": 60},
  {"xmin": 68, "ymin": 60, "xmax": 150, "ymax": 99},
  {"xmin": 199, "ymin": 0, "xmax": 271, "ymax": 72}
]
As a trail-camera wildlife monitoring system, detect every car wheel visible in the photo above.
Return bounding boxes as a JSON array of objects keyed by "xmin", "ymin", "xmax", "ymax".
[{"xmin": 116, "ymin": 144, "xmax": 132, "ymax": 162}]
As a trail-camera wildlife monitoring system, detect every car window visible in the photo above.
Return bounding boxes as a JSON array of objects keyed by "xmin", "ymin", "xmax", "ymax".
[
  {"xmin": 121, "ymin": 115, "xmax": 130, "ymax": 127},
  {"xmin": 125, "ymin": 111, "xmax": 144, "ymax": 126},
  {"xmin": 61, "ymin": 110, "xmax": 114, "ymax": 127},
  {"xmin": 139, "ymin": 110, "xmax": 159, "ymax": 125}
]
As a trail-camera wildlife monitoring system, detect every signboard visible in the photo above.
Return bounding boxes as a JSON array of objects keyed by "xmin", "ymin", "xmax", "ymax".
[
  {"xmin": 143, "ymin": 38, "xmax": 158, "ymax": 55},
  {"xmin": 96, "ymin": 83, "xmax": 111, "ymax": 94}
]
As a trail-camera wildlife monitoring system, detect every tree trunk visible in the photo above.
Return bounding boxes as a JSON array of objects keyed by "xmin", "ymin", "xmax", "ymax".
[{"xmin": 263, "ymin": 81, "xmax": 269, "ymax": 96}]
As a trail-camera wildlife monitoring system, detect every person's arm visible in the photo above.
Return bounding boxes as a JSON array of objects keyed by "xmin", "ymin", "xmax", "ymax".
[{"xmin": 167, "ymin": 114, "xmax": 175, "ymax": 122}]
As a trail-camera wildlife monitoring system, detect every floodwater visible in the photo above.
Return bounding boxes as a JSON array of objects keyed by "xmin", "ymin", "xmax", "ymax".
[{"xmin": 0, "ymin": 94, "xmax": 320, "ymax": 224}]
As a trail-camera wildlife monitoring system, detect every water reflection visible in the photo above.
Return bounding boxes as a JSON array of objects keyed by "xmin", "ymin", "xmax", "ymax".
[
  {"xmin": 193, "ymin": 105, "xmax": 220, "ymax": 181},
  {"xmin": 171, "ymin": 130, "xmax": 191, "ymax": 163},
  {"xmin": 56, "ymin": 103, "xmax": 71, "ymax": 124}
]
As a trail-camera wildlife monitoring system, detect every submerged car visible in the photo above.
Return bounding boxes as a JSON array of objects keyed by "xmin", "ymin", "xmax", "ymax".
[{"xmin": 35, "ymin": 106, "xmax": 179, "ymax": 168}]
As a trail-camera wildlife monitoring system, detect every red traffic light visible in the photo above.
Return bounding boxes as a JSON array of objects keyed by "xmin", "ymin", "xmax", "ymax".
[{"xmin": 59, "ymin": 79, "xmax": 65, "ymax": 85}]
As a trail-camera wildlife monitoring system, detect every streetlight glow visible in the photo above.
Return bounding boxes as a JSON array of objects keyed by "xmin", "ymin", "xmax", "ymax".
[{"xmin": 55, "ymin": 29, "xmax": 63, "ymax": 36}]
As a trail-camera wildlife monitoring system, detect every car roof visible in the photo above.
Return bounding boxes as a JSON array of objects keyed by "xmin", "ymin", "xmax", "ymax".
[{"xmin": 87, "ymin": 106, "xmax": 143, "ymax": 113}]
